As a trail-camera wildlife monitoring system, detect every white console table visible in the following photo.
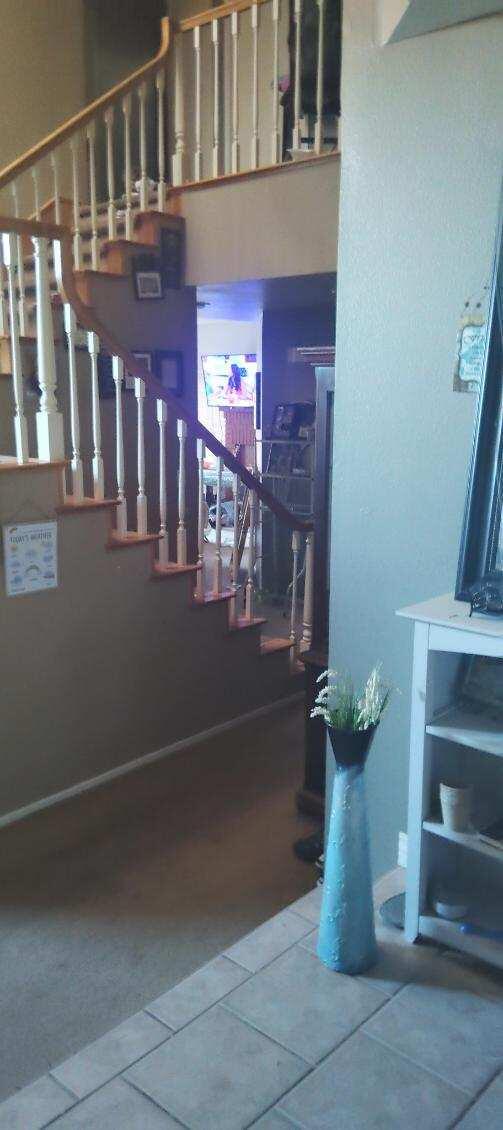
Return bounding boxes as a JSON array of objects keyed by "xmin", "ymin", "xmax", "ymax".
[{"xmin": 397, "ymin": 593, "xmax": 503, "ymax": 970}]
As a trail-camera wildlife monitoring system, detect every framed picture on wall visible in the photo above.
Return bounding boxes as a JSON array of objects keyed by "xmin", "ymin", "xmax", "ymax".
[
  {"xmin": 125, "ymin": 350, "xmax": 153, "ymax": 391},
  {"xmin": 133, "ymin": 254, "xmax": 163, "ymax": 300},
  {"xmin": 154, "ymin": 350, "xmax": 183, "ymax": 397}
]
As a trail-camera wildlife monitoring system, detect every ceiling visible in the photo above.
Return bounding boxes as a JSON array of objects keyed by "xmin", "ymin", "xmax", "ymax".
[
  {"xmin": 378, "ymin": 0, "xmax": 503, "ymax": 43},
  {"xmin": 196, "ymin": 273, "xmax": 336, "ymax": 323}
]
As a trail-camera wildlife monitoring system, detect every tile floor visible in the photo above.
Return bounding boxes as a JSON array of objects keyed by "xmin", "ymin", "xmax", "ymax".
[{"xmin": 1, "ymin": 886, "xmax": 503, "ymax": 1129}]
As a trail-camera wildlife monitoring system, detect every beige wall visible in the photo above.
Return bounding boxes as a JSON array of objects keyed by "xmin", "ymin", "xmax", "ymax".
[
  {"xmin": 183, "ymin": 158, "xmax": 339, "ymax": 285},
  {"xmin": 0, "ymin": 1, "xmax": 87, "ymax": 213}
]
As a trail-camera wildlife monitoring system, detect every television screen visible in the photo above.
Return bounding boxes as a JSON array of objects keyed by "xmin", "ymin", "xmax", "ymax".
[{"xmin": 202, "ymin": 354, "xmax": 257, "ymax": 408}]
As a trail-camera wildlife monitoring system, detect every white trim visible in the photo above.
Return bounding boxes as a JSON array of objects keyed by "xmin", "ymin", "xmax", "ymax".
[{"xmin": 0, "ymin": 693, "xmax": 303, "ymax": 831}]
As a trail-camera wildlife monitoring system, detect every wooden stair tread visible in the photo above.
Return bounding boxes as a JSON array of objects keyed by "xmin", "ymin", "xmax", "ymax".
[
  {"xmin": 74, "ymin": 269, "xmax": 127, "ymax": 282},
  {"xmin": 101, "ymin": 238, "xmax": 158, "ymax": 254},
  {"xmin": 57, "ymin": 497, "xmax": 119, "ymax": 514},
  {"xmin": 230, "ymin": 616, "xmax": 267, "ymax": 632},
  {"xmin": 260, "ymin": 637, "xmax": 293, "ymax": 656},
  {"xmin": 152, "ymin": 562, "xmax": 201, "ymax": 578},
  {"xmin": 193, "ymin": 590, "xmax": 234, "ymax": 606},
  {"xmin": 0, "ymin": 457, "xmax": 66, "ymax": 473},
  {"xmin": 108, "ymin": 531, "xmax": 161, "ymax": 549}
]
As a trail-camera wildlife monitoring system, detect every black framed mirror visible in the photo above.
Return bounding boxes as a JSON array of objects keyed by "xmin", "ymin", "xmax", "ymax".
[{"xmin": 456, "ymin": 185, "xmax": 503, "ymax": 604}]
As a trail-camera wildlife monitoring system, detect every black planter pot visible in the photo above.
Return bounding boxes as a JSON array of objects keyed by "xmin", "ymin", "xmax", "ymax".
[{"xmin": 327, "ymin": 723, "xmax": 377, "ymax": 770}]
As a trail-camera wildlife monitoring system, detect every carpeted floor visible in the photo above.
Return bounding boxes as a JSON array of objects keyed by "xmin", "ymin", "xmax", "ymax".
[{"xmin": 0, "ymin": 701, "xmax": 318, "ymax": 1101}]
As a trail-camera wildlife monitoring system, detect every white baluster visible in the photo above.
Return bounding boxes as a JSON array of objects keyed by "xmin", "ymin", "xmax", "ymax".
[
  {"xmin": 231, "ymin": 471, "xmax": 240, "ymax": 619},
  {"xmin": 271, "ymin": 0, "xmax": 281, "ymax": 163},
  {"xmin": 211, "ymin": 20, "xmax": 220, "ymax": 178},
  {"xmin": 122, "ymin": 94, "xmax": 133, "ymax": 240},
  {"xmin": 138, "ymin": 81, "xmax": 149, "ymax": 212},
  {"xmin": 10, "ymin": 183, "xmax": 26, "ymax": 337},
  {"xmin": 290, "ymin": 530, "xmax": 300, "ymax": 656},
  {"xmin": 314, "ymin": 0, "xmax": 325, "ymax": 154},
  {"xmin": 301, "ymin": 531, "xmax": 314, "ymax": 647},
  {"xmin": 70, "ymin": 135, "xmax": 82, "ymax": 269},
  {"xmin": 31, "ymin": 166, "xmax": 41, "ymax": 220},
  {"xmin": 213, "ymin": 455, "xmax": 223, "ymax": 596},
  {"xmin": 156, "ymin": 69, "xmax": 166, "ymax": 211},
  {"xmin": 245, "ymin": 490, "xmax": 257, "ymax": 621},
  {"xmin": 1, "ymin": 232, "xmax": 28, "ymax": 462},
  {"xmin": 194, "ymin": 26, "xmax": 202, "ymax": 182},
  {"xmin": 87, "ymin": 121, "xmax": 99, "ymax": 269},
  {"xmin": 231, "ymin": 13, "xmax": 239, "ymax": 173},
  {"xmin": 113, "ymin": 356, "xmax": 127, "ymax": 536},
  {"xmin": 292, "ymin": 0, "xmax": 303, "ymax": 151},
  {"xmin": 0, "ymin": 256, "xmax": 7, "ymax": 337},
  {"xmin": 177, "ymin": 418, "xmax": 187, "ymax": 564},
  {"xmin": 63, "ymin": 304, "xmax": 84, "ymax": 501},
  {"xmin": 250, "ymin": 3, "xmax": 259, "ymax": 169},
  {"xmin": 50, "ymin": 150, "xmax": 62, "ymax": 224},
  {"xmin": 134, "ymin": 376, "xmax": 147, "ymax": 535},
  {"xmin": 32, "ymin": 236, "xmax": 64, "ymax": 460},
  {"xmin": 172, "ymin": 35, "xmax": 186, "ymax": 186},
  {"xmin": 104, "ymin": 107, "xmax": 116, "ymax": 239},
  {"xmin": 87, "ymin": 331, "xmax": 104, "ymax": 500},
  {"xmin": 157, "ymin": 399, "xmax": 169, "ymax": 565},
  {"xmin": 196, "ymin": 438, "xmax": 205, "ymax": 599}
]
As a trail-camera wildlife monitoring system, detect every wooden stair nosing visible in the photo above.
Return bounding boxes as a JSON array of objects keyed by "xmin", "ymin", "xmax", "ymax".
[
  {"xmin": 108, "ymin": 531, "xmax": 162, "ymax": 550},
  {"xmin": 260, "ymin": 637, "xmax": 293, "ymax": 656},
  {"xmin": 57, "ymin": 497, "xmax": 119, "ymax": 514},
  {"xmin": 192, "ymin": 589, "xmax": 234, "ymax": 607},
  {"xmin": 0, "ymin": 457, "xmax": 66, "ymax": 473},
  {"xmin": 229, "ymin": 615, "xmax": 267, "ymax": 633},
  {"xmin": 151, "ymin": 562, "xmax": 201, "ymax": 579}
]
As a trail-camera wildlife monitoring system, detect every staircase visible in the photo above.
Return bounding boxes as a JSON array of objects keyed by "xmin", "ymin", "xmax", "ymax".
[{"xmin": 0, "ymin": 6, "xmax": 319, "ymax": 825}]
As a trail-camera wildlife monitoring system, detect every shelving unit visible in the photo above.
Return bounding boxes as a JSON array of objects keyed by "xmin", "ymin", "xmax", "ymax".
[{"xmin": 397, "ymin": 593, "xmax": 503, "ymax": 970}]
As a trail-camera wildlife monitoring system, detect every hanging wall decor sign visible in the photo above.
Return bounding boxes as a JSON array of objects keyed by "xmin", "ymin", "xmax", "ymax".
[
  {"xmin": 453, "ymin": 295, "xmax": 488, "ymax": 393},
  {"xmin": 3, "ymin": 521, "xmax": 58, "ymax": 597}
]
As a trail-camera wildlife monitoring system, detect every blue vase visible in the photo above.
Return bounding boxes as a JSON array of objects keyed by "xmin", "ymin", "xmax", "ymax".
[{"xmin": 317, "ymin": 726, "xmax": 378, "ymax": 975}]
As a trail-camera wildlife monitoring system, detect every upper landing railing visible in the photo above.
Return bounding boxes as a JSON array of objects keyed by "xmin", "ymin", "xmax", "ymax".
[{"xmin": 0, "ymin": 3, "xmax": 335, "ymax": 240}]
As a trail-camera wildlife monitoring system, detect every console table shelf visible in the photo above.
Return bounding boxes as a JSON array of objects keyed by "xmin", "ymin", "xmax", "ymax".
[{"xmin": 397, "ymin": 593, "xmax": 503, "ymax": 971}]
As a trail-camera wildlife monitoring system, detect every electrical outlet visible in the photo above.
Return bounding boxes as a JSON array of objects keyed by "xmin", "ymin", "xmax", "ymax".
[{"xmin": 397, "ymin": 830, "xmax": 408, "ymax": 869}]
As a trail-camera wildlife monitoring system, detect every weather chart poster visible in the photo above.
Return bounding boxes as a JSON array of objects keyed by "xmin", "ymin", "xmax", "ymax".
[{"xmin": 3, "ymin": 521, "xmax": 58, "ymax": 597}]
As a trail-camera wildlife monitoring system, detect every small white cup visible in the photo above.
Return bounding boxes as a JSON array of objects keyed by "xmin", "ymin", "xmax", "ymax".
[{"xmin": 439, "ymin": 782, "xmax": 472, "ymax": 832}]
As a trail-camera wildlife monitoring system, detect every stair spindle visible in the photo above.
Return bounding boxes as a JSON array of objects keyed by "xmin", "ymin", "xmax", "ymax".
[
  {"xmin": 10, "ymin": 184, "xmax": 26, "ymax": 337},
  {"xmin": 32, "ymin": 236, "xmax": 64, "ymax": 461},
  {"xmin": 113, "ymin": 356, "xmax": 127, "ymax": 536},
  {"xmin": 194, "ymin": 26, "xmax": 202, "ymax": 182},
  {"xmin": 212, "ymin": 20, "xmax": 220, "ymax": 178},
  {"xmin": 250, "ymin": 3, "xmax": 260, "ymax": 169},
  {"xmin": 213, "ymin": 455, "xmax": 223, "ymax": 597},
  {"xmin": 138, "ymin": 82, "xmax": 149, "ymax": 212},
  {"xmin": 70, "ymin": 135, "xmax": 82, "ymax": 269},
  {"xmin": 301, "ymin": 531, "xmax": 314, "ymax": 648},
  {"xmin": 292, "ymin": 0, "xmax": 303, "ymax": 151},
  {"xmin": 134, "ymin": 376, "xmax": 148, "ymax": 535},
  {"xmin": 122, "ymin": 94, "xmax": 133, "ymax": 240},
  {"xmin": 50, "ymin": 150, "xmax": 62, "ymax": 224},
  {"xmin": 156, "ymin": 69, "xmax": 166, "ymax": 212},
  {"xmin": 271, "ymin": 0, "xmax": 281, "ymax": 164},
  {"xmin": 245, "ymin": 490, "xmax": 257, "ymax": 621},
  {"xmin": 172, "ymin": 35, "xmax": 186, "ymax": 186},
  {"xmin": 231, "ymin": 13, "xmax": 240, "ymax": 174},
  {"xmin": 177, "ymin": 418, "xmax": 188, "ymax": 564},
  {"xmin": 231, "ymin": 471, "xmax": 240, "ymax": 619},
  {"xmin": 1, "ymin": 233, "xmax": 29, "ymax": 463},
  {"xmin": 104, "ymin": 107, "xmax": 116, "ymax": 240},
  {"xmin": 157, "ymin": 399, "xmax": 169, "ymax": 565},
  {"xmin": 87, "ymin": 332, "xmax": 104, "ymax": 500},
  {"xmin": 31, "ymin": 167, "xmax": 41, "ymax": 220},
  {"xmin": 0, "ymin": 257, "xmax": 7, "ymax": 337},
  {"xmin": 196, "ymin": 438, "xmax": 205, "ymax": 599},
  {"xmin": 290, "ymin": 530, "xmax": 300, "ymax": 657},
  {"xmin": 87, "ymin": 122, "xmax": 99, "ymax": 270},
  {"xmin": 63, "ymin": 304, "xmax": 84, "ymax": 501},
  {"xmin": 314, "ymin": 0, "xmax": 326, "ymax": 154}
]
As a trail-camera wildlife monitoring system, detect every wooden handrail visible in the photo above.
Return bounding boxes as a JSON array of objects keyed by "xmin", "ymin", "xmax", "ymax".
[
  {"xmin": 1, "ymin": 215, "xmax": 312, "ymax": 534},
  {"xmin": 179, "ymin": 0, "xmax": 269, "ymax": 33},
  {"xmin": 0, "ymin": 18, "xmax": 170, "ymax": 194}
]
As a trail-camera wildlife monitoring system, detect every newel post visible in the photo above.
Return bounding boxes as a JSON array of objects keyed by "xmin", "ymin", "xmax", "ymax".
[{"xmin": 32, "ymin": 236, "xmax": 64, "ymax": 461}]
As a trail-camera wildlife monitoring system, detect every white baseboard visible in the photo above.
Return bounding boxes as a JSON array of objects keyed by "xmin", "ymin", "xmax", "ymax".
[
  {"xmin": 0, "ymin": 691, "xmax": 303, "ymax": 832},
  {"xmin": 397, "ymin": 830, "xmax": 408, "ymax": 869}
]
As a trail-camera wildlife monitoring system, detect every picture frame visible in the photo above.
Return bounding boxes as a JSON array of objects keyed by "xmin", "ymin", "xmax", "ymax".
[
  {"xmin": 456, "ymin": 181, "xmax": 503, "ymax": 601},
  {"xmin": 133, "ymin": 254, "xmax": 163, "ymax": 301},
  {"xmin": 125, "ymin": 351, "xmax": 153, "ymax": 392},
  {"xmin": 153, "ymin": 349, "xmax": 183, "ymax": 397},
  {"xmin": 267, "ymin": 442, "xmax": 296, "ymax": 476}
]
